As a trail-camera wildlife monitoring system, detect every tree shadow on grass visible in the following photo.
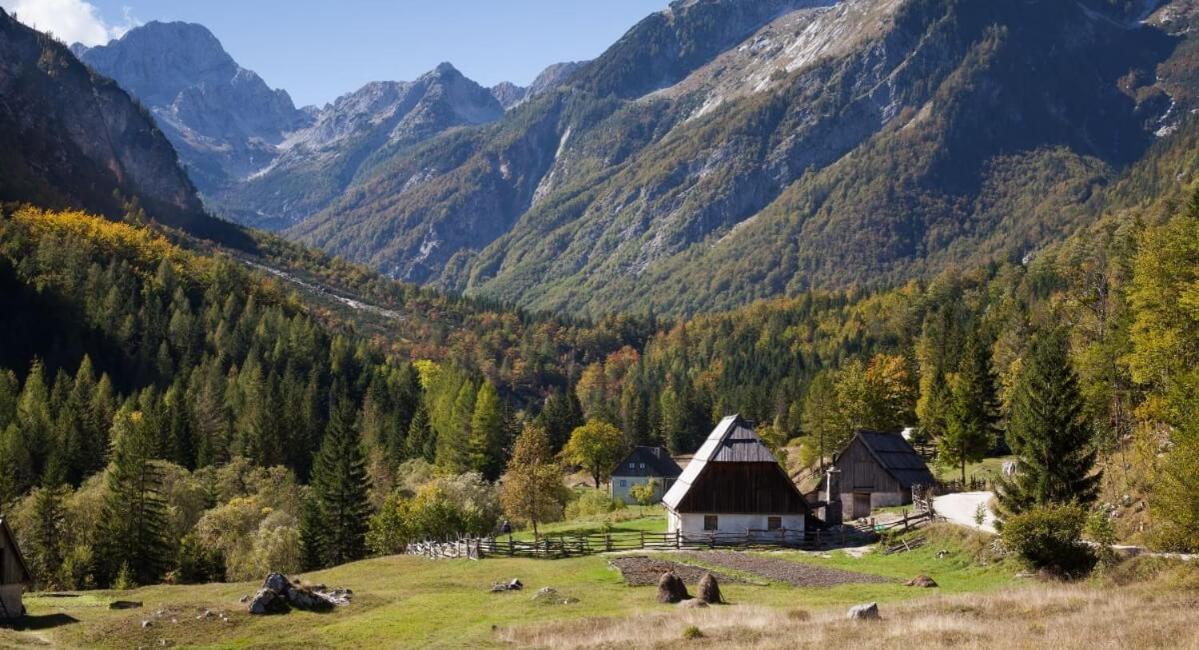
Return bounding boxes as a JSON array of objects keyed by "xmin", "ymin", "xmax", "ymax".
[{"xmin": 2, "ymin": 613, "xmax": 79, "ymax": 631}]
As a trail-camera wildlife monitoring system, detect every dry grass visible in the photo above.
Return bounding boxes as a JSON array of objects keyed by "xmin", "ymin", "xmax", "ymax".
[{"xmin": 500, "ymin": 580, "xmax": 1199, "ymax": 649}]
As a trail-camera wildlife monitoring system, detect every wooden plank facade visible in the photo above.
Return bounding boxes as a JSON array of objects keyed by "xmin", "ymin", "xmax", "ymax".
[
  {"xmin": 0, "ymin": 518, "xmax": 30, "ymax": 619},
  {"xmin": 830, "ymin": 431, "xmax": 935, "ymax": 521}
]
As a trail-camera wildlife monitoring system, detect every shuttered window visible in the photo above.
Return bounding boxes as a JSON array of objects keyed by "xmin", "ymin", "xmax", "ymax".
[{"xmin": 703, "ymin": 515, "xmax": 718, "ymax": 531}]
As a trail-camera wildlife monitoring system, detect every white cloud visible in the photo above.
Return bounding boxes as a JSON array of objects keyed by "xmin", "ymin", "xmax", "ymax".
[{"xmin": 2, "ymin": 0, "xmax": 140, "ymax": 46}]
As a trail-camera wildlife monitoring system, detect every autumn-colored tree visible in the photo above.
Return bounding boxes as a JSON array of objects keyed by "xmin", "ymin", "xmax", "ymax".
[
  {"xmin": 499, "ymin": 424, "xmax": 565, "ymax": 538},
  {"xmin": 561, "ymin": 420, "xmax": 626, "ymax": 489}
]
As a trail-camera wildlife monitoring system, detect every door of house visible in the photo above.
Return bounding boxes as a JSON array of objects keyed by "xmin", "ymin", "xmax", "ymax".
[{"xmin": 852, "ymin": 492, "xmax": 872, "ymax": 520}]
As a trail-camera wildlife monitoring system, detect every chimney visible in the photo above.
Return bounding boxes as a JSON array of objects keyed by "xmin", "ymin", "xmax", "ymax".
[{"xmin": 822, "ymin": 466, "xmax": 843, "ymax": 527}]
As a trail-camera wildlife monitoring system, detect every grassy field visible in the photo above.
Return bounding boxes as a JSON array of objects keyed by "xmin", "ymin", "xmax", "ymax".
[
  {"xmin": 510, "ymin": 506, "xmax": 667, "ymax": 541},
  {"xmin": 1, "ymin": 525, "xmax": 1018, "ymax": 649},
  {"xmin": 932, "ymin": 456, "xmax": 1016, "ymax": 484},
  {"xmin": 3, "ymin": 524, "xmax": 1193, "ymax": 649}
]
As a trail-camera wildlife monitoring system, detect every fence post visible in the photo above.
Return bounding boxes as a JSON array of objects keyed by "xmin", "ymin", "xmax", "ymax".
[
  {"xmin": 675, "ymin": 529, "xmax": 680, "ymax": 550},
  {"xmin": 640, "ymin": 531, "xmax": 645, "ymax": 550}
]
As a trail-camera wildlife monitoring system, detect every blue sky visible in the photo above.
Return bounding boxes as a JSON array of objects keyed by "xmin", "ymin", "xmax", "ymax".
[{"xmin": 3, "ymin": 0, "xmax": 667, "ymax": 107}]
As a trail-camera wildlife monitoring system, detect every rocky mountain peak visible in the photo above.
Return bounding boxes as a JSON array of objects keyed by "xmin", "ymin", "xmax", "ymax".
[{"xmin": 75, "ymin": 21, "xmax": 310, "ymax": 193}]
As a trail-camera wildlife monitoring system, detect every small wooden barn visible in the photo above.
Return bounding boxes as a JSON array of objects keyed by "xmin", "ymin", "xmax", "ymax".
[
  {"xmin": 830, "ymin": 430, "xmax": 935, "ymax": 520},
  {"xmin": 610, "ymin": 446, "xmax": 682, "ymax": 504},
  {"xmin": 663, "ymin": 415, "xmax": 811, "ymax": 542},
  {"xmin": 0, "ymin": 517, "xmax": 31, "ymax": 619}
]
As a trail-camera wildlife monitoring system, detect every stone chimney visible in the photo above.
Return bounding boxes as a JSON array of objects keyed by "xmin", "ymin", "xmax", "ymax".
[{"xmin": 822, "ymin": 466, "xmax": 842, "ymax": 527}]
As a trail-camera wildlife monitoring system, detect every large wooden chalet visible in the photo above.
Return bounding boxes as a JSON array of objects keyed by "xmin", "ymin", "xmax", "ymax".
[
  {"xmin": 663, "ymin": 415, "xmax": 811, "ymax": 542},
  {"xmin": 0, "ymin": 517, "xmax": 31, "ymax": 619},
  {"xmin": 829, "ymin": 430, "xmax": 935, "ymax": 521}
]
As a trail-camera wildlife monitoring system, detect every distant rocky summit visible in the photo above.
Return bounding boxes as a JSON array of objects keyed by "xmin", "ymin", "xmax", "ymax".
[{"xmin": 74, "ymin": 21, "xmax": 311, "ymax": 194}]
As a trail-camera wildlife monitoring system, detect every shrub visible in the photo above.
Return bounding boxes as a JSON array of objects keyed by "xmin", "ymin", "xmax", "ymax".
[
  {"xmin": 1001, "ymin": 504, "xmax": 1095, "ymax": 577},
  {"xmin": 682, "ymin": 625, "xmax": 704, "ymax": 640},
  {"xmin": 564, "ymin": 489, "xmax": 625, "ymax": 519},
  {"xmin": 173, "ymin": 533, "xmax": 226, "ymax": 584},
  {"xmin": 367, "ymin": 473, "xmax": 501, "ymax": 554},
  {"xmin": 628, "ymin": 479, "xmax": 658, "ymax": 507}
]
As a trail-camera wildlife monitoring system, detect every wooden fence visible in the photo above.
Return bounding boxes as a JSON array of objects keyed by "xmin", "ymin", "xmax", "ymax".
[{"xmin": 403, "ymin": 522, "xmax": 913, "ymax": 560}]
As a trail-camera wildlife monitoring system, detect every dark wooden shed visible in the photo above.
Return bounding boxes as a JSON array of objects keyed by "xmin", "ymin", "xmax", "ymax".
[
  {"xmin": 831, "ymin": 430, "xmax": 935, "ymax": 520},
  {"xmin": 0, "ymin": 517, "xmax": 31, "ymax": 619}
]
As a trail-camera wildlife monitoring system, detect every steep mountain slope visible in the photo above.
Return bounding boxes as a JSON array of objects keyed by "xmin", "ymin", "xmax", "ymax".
[
  {"xmin": 214, "ymin": 62, "xmax": 505, "ymax": 230},
  {"xmin": 74, "ymin": 22, "xmax": 311, "ymax": 195},
  {"xmin": 0, "ymin": 9, "xmax": 241, "ymax": 241},
  {"xmin": 287, "ymin": 0, "xmax": 1189, "ymax": 317}
]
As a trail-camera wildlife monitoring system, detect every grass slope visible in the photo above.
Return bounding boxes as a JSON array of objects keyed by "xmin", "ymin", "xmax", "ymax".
[{"xmin": 4, "ymin": 526, "xmax": 1012, "ymax": 649}]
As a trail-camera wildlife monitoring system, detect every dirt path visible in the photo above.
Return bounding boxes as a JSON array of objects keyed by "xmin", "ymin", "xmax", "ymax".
[
  {"xmin": 679, "ymin": 551, "xmax": 890, "ymax": 587},
  {"xmin": 933, "ymin": 491, "xmax": 997, "ymax": 534},
  {"xmin": 609, "ymin": 557, "xmax": 747, "ymax": 586}
]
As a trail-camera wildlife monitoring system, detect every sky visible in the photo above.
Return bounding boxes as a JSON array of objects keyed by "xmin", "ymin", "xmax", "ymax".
[{"xmin": 2, "ymin": 0, "xmax": 668, "ymax": 107}]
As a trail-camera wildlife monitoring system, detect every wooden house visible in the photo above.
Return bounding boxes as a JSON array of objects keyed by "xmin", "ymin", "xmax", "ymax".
[
  {"xmin": 663, "ymin": 415, "xmax": 811, "ymax": 542},
  {"xmin": 830, "ymin": 430, "xmax": 935, "ymax": 520},
  {"xmin": 610, "ymin": 446, "xmax": 682, "ymax": 504},
  {"xmin": 0, "ymin": 517, "xmax": 31, "ymax": 619}
]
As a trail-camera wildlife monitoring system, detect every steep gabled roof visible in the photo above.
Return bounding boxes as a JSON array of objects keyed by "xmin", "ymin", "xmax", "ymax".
[
  {"xmin": 0, "ymin": 517, "xmax": 32, "ymax": 584},
  {"xmin": 846, "ymin": 430, "xmax": 936, "ymax": 489},
  {"xmin": 612, "ymin": 446, "xmax": 683, "ymax": 478},
  {"xmin": 663, "ymin": 414, "xmax": 803, "ymax": 512}
]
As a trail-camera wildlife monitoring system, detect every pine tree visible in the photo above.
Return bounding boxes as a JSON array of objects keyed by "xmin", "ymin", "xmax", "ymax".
[
  {"xmin": 938, "ymin": 331, "xmax": 1001, "ymax": 483},
  {"xmin": 26, "ymin": 484, "xmax": 69, "ymax": 588},
  {"xmin": 306, "ymin": 386, "xmax": 372, "ymax": 568},
  {"xmin": 404, "ymin": 402, "xmax": 436, "ymax": 463},
  {"xmin": 996, "ymin": 330, "xmax": 1100, "ymax": 518},
  {"xmin": 538, "ymin": 388, "xmax": 584, "ymax": 452},
  {"xmin": 96, "ymin": 408, "xmax": 170, "ymax": 586},
  {"xmin": 435, "ymin": 380, "xmax": 475, "ymax": 473},
  {"xmin": 468, "ymin": 381, "xmax": 506, "ymax": 480},
  {"xmin": 801, "ymin": 371, "xmax": 848, "ymax": 469}
]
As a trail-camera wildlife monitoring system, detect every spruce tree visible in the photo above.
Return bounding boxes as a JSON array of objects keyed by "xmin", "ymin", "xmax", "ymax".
[
  {"xmin": 996, "ymin": 330, "xmax": 1100, "ymax": 518},
  {"xmin": 26, "ymin": 484, "xmax": 69, "ymax": 588},
  {"xmin": 96, "ymin": 407, "xmax": 170, "ymax": 586},
  {"xmin": 468, "ymin": 381, "xmax": 506, "ymax": 480},
  {"xmin": 938, "ymin": 331, "xmax": 1001, "ymax": 483},
  {"xmin": 306, "ymin": 386, "xmax": 372, "ymax": 568},
  {"xmin": 404, "ymin": 402, "xmax": 436, "ymax": 463}
]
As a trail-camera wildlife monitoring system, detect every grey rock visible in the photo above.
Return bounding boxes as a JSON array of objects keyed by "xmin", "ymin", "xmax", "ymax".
[
  {"xmin": 248, "ymin": 587, "xmax": 289, "ymax": 615},
  {"xmin": 847, "ymin": 602, "xmax": 879, "ymax": 621},
  {"xmin": 678, "ymin": 598, "xmax": 709, "ymax": 609}
]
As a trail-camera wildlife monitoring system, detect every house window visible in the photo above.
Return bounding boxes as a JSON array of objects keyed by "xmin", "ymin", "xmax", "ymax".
[
  {"xmin": 629, "ymin": 462, "xmax": 635, "ymax": 469},
  {"xmin": 703, "ymin": 515, "xmax": 719, "ymax": 531},
  {"xmin": 619, "ymin": 480, "xmax": 626, "ymax": 487},
  {"xmin": 767, "ymin": 516, "xmax": 783, "ymax": 531},
  {"xmin": 639, "ymin": 462, "xmax": 645, "ymax": 468}
]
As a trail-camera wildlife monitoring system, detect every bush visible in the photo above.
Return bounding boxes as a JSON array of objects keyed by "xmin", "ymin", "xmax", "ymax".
[
  {"xmin": 173, "ymin": 533, "xmax": 226, "ymax": 584},
  {"xmin": 564, "ymin": 489, "xmax": 625, "ymax": 519},
  {"xmin": 682, "ymin": 625, "xmax": 704, "ymax": 640},
  {"xmin": 1001, "ymin": 504, "xmax": 1095, "ymax": 577},
  {"xmin": 367, "ymin": 473, "xmax": 501, "ymax": 554}
]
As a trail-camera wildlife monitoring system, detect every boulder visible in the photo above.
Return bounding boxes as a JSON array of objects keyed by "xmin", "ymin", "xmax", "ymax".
[
  {"xmin": 697, "ymin": 572, "xmax": 722, "ymax": 604},
  {"xmin": 248, "ymin": 588, "xmax": 290, "ymax": 615},
  {"xmin": 490, "ymin": 578, "xmax": 524, "ymax": 593},
  {"xmin": 678, "ymin": 598, "xmax": 709, "ymax": 609},
  {"xmin": 286, "ymin": 586, "xmax": 336, "ymax": 612},
  {"xmin": 905, "ymin": 575, "xmax": 938, "ymax": 588},
  {"xmin": 847, "ymin": 602, "xmax": 879, "ymax": 621},
  {"xmin": 263, "ymin": 573, "xmax": 291, "ymax": 594},
  {"xmin": 656, "ymin": 572, "xmax": 690, "ymax": 604}
]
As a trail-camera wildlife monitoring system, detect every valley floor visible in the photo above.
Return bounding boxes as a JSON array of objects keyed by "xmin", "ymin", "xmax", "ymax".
[{"xmin": 1, "ymin": 526, "xmax": 1193, "ymax": 649}]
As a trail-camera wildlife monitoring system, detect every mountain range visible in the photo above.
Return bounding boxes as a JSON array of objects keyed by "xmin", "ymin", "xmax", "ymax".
[{"xmin": 49, "ymin": 0, "xmax": 1199, "ymax": 316}]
